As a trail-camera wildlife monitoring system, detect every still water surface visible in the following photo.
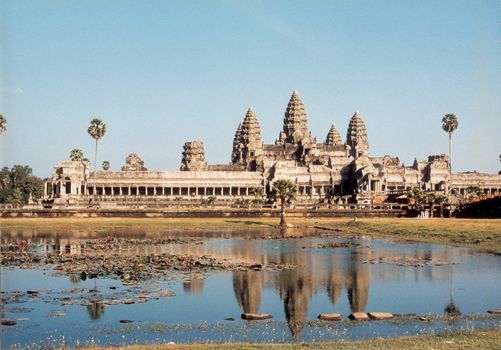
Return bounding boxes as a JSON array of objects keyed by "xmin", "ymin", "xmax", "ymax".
[{"xmin": 1, "ymin": 228, "xmax": 500, "ymax": 348}]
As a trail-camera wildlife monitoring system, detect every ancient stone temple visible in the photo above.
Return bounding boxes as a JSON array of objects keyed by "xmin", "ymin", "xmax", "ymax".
[
  {"xmin": 325, "ymin": 124, "xmax": 342, "ymax": 146},
  {"xmin": 346, "ymin": 111, "xmax": 369, "ymax": 158},
  {"xmin": 231, "ymin": 107, "xmax": 264, "ymax": 171},
  {"xmin": 122, "ymin": 153, "xmax": 147, "ymax": 172},
  {"xmin": 49, "ymin": 90, "xmax": 501, "ymax": 205},
  {"xmin": 180, "ymin": 141, "xmax": 208, "ymax": 171}
]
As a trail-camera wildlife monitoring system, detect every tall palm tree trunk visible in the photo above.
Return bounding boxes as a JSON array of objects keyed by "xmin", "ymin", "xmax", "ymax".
[
  {"xmin": 280, "ymin": 198, "xmax": 286, "ymax": 227},
  {"xmin": 93, "ymin": 139, "xmax": 98, "ymax": 200},
  {"xmin": 448, "ymin": 133, "xmax": 452, "ymax": 195}
]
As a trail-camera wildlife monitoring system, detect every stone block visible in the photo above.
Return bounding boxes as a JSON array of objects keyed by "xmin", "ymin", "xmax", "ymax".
[
  {"xmin": 348, "ymin": 312, "xmax": 369, "ymax": 321},
  {"xmin": 368, "ymin": 312, "xmax": 394, "ymax": 320},
  {"xmin": 318, "ymin": 313, "xmax": 342, "ymax": 321},
  {"xmin": 487, "ymin": 309, "xmax": 501, "ymax": 314},
  {"xmin": 241, "ymin": 313, "xmax": 273, "ymax": 320}
]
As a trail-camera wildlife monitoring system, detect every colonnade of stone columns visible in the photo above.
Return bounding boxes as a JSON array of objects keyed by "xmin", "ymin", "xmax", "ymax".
[{"xmin": 86, "ymin": 185, "xmax": 253, "ymax": 197}]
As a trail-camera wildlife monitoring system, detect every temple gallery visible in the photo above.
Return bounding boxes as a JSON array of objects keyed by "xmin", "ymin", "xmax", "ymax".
[{"xmin": 48, "ymin": 91, "xmax": 501, "ymax": 207}]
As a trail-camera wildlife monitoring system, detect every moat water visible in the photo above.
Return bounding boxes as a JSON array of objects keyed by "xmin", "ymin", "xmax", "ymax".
[{"xmin": 1, "ymin": 228, "xmax": 500, "ymax": 348}]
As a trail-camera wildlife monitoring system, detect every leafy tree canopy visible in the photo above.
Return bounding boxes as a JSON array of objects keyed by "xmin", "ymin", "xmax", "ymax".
[
  {"xmin": 0, "ymin": 165, "xmax": 44, "ymax": 205},
  {"xmin": 271, "ymin": 179, "xmax": 298, "ymax": 204}
]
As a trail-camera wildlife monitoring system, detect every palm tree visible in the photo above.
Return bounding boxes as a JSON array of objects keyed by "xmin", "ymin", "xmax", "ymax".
[
  {"xmin": 271, "ymin": 179, "xmax": 298, "ymax": 229},
  {"xmin": 87, "ymin": 118, "xmax": 107, "ymax": 198},
  {"xmin": 441, "ymin": 113, "xmax": 458, "ymax": 194},
  {"xmin": 69, "ymin": 148, "xmax": 89, "ymax": 195},
  {"xmin": 70, "ymin": 148, "xmax": 84, "ymax": 162},
  {"xmin": 250, "ymin": 186, "xmax": 266, "ymax": 206},
  {"xmin": 1, "ymin": 175, "xmax": 10, "ymax": 190},
  {"xmin": 0, "ymin": 114, "xmax": 6, "ymax": 134},
  {"xmin": 102, "ymin": 160, "xmax": 110, "ymax": 171}
]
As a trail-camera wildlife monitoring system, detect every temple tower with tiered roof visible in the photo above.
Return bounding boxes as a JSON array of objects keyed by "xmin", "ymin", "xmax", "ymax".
[
  {"xmin": 231, "ymin": 107, "xmax": 264, "ymax": 170},
  {"xmin": 276, "ymin": 90, "xmax": 315, "ymax": 145},
  {"xmin": 346, "ymin": 111, "xmax": 369, "ymax": 158},
  {"xmin": 325, "ymin": 124, "xmax": 342, "ymax": 146}
]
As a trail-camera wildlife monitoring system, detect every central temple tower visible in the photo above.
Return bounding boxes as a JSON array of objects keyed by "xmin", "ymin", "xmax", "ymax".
[{"xmin": 276, "ymin": 90, "xmax": 315, "ymax": 145}]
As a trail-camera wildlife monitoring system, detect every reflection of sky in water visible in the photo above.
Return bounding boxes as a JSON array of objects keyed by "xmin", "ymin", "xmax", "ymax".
[{"xmin": 2, "ymin": 232, "xmax": 501, "ymax": 348}]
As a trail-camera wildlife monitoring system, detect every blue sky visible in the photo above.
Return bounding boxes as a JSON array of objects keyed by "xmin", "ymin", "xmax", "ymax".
[{"xmin": 1, "ymin": 0, "xmax": 500, "ymax": 177}]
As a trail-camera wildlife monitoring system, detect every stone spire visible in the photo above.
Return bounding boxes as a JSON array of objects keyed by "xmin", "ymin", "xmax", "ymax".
[
  {"xmin": 180, "ymin": 141, "xmax": 208, "ymax": 171},
  {"xmin": 346, "ymin": 111, "xmax": 369, "ymax": 158},
  {"xmin": 325, "ymin": 124, "xmax": 342, "ymax": 145},
  {"xmin": 241, "ymin": 107, "xmax": 263, "ymax": 148},
  {"xmin": 231, "ymin": 122, "xmax": 243, "ymax": 163},
  {"xmin": 231, "ymin": 108, "xmax": 263, "ymax": 168},
  {"xmin": 278, "ymin": 90, "xmax": 314, "ymax": 145}
]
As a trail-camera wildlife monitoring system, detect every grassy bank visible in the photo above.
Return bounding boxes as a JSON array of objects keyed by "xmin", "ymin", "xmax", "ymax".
[
  {"xmin": 1, "ymin": 217, "xmax": 500, "ymax": 253},
  {"xmin": 57, "ymin": 330, "xmax": 501, "ymax": 350},
  {"xmin": 315, "ymin": 217, "xmax": 501, "ymax": 254}
]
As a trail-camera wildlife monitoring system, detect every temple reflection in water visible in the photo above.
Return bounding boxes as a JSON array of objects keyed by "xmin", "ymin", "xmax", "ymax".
[{"xmin": 2, "ymin": 231, "xmax": 459, "ymax": 337}]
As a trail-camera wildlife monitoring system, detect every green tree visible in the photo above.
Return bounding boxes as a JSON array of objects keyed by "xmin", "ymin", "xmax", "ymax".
[
  {"xmin": 250, "ymin": 186, "xmax": 266, "ymax": 205},
  {"xmin": 466, "ymin": 185, "xmax": 484, "ymax": 201},
  {"xmin": 70, "ymin": 148, "xmax": 84, "ymax": 162},
  {"xmin": 10, "ymin": 165, "xmax": 32, "ymax": 188},
  {"xmin": 441, "ymin": 113, "xmax": 459, "ymax": 194},
  {"xmin": 207, "ymin": 195, "xmax": 217, "ymax": 206},
  {"xmin": 434, "ymin": 194, "xmax": 449, "ymax": 217},
  {"xmin": 0, "ymin": 114, "xmax": 6, "ymax": 134},
  {"xmin": 1, "ymin": 175, "xmax": 9, "ymax": 189},
  {"xmin": 102, "ymin": 160, "xmax": 110, "ymax": 171},
  {"xmin": 0, "ymin": 165, "xmax": 43, "ymax": 204},
  {"xmin": 271, "ymin": 179, "xmax": 298, "ymax": 228},
  {"xmin": 5, "ymin": 188, "xmax": 24, "ymax": 206},
  {"xmin": 87, "ymin": 118, "xmax": 107, "ymax": 198}
]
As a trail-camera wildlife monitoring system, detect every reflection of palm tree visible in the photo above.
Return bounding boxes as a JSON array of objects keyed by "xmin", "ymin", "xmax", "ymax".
[
  {"xmin": 276, "ymin": 248, "xmax": 315, "ymax": 340},
  {"xmin": 281, "ymin": 278, "xmax": 310, "ymax": 339},
  {"xmin": 183, "ymin": 277, "xmax": 205, "ymax": 295},
  {"xmin": 53, "ymin": 235, "xmax": 62, "ymax": 254},
  {"xmin": 444, "ymin": 264, "xmax": 461, "ymax": 316},
  {"xmin": 69, "ymin": 274, "xmax": 82, "ymax": 284},
  {"xmin": 232, "ymin": 271, "xmax": 262, "ymax": 314},
  {"xmin": 87, "ymin": 300, "xmax": 105, "ymax": 320}
]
